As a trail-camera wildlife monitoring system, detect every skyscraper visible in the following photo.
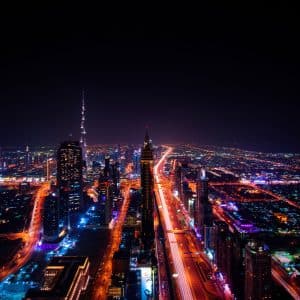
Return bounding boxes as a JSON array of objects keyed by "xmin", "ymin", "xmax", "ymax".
[
  {"xmin": 140, "ymin": 130, "xmax": 155, "ymax": 250},
  {"xmin": 175, "ymin": 163, "xmax": 183, "ymax": 203},
  {"xmin": 25, "ymin": 145, "xmax": 30, "ymax": 176},
  {"xmin": 43, "ymin": 192, "xmax": 60, "ymax": 242},
  {"xmin": 80, "ymin": 90, "xmax": 87, "ymax": 167},
  {"xmin": 195, "ymin": 168, "xmax": 213, "ymax": 248},
  {"xmin": 111, "ymin": 161, "xmax": 120, "ymax": 197},
  {"xmin": 214, "ymin": 220, "xmax": 233, "ymax": 286},
  {"xmin": 103, "ymin": 155, "xmax": 111, "ymax": 179},
  {"xmin": 133, "ymin": 149, "xmax": 140, "ymax": 175},
  {"xmin": 245, "ymin": 240, "xmax": 272, "ymax": 300},
  {"xmin": 57, "ymin": 141, "xmax": 83, "ymax": 228},
  {"xmin": 231, "ymin": 228, "xmax": 249, "ymax": 299},
  {"xmin": 98, "ymin": 174, "xmax": 113, "ymax": 226}
]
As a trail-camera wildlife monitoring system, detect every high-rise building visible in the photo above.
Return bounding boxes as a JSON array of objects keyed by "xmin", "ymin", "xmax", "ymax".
[
  {"xmin": 98, "ymin": 155, "xmax": 120, "ymax": 226},
  {"xmin": 231, "ymin": 229, "xmax": 249, "ymax": 299},
  {"xmin": 182, "ymin": 181, "xmax": 190, "ymax": 210},
  {"xmin": 80, "ymin": 90, "xmax": 88, "ymax": 167},
  {"xmin": 111, "ymin": 161, "xmax": 120, "ymax": 197},
  {"xmin": 195, "ymin": 168, "xmax": 213, "ymax": 248},
  {"xmin": 194, "ymin": 168, "xmax": 202, "ymax": 232},
  {"xmin": 43, "ymin": 192, "xmax": 60, "ymax": 242},
  {"xmin": 245, "ymin": 240, "xmax": 272, "ymax": 300},
  {"xmin": 25, "ymin": 145, "xmax": 30, "ymax": 176},
  {"xmin": 133, "ymin": 149, "xmax": 140, "ymax": 174},
  {"xmin": 57, "ymin": 141, "xmax": 83, "ymax": 227},
  {"xmin": 140, "ymin": 130, "xmax": 155, "ymax": 250},
  {"xmin": 98, "ymin": 178, "xmax": 113, "ymax": 226},
  {"xmin": 214, "ymin": 220, "xmax": 233, "ymax": 286},
  {"xmin": 103, "ymin": 155, "xmax": 111, "ymax": 179},
  {"xmin": 175, "ymin": 163, "xmax": 184, "ymax": 202}
]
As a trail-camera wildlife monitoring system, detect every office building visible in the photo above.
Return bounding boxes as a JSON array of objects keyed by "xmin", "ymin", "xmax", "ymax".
[
  {"xmin": 133, "ymin": 149, "xmax": 140, "ymax": 174},
  {"xmin": 245, "ymin": 240, "xmax": 272, "ymax": 300},
  {"xmin": 195, "ymin": 168, "xmax": 213, "ymax": 248},
  {"xmin": 103, "ymin": 155, "xmax": 111, "ymax": 179},
  {"xmin": 57, "ymin": 141, "xmax": 83, "ymax": 227},
  {"xmin": 214, "ymin": 220, "xmax": 233, "ymax": 286},
  {"xmin": 98, "ymin": 173, "xmax": 113, "ymax": 226},
  {"xmin": 140, "ymin": 130, "xmax": 155, "ymax": 250},
  {"xmin": 175, "ymin": 163, "xmax": 184, "ymax": 202},
  {"xmin": 80, "ymin": 90, "xmax": 88, "ymax": 168},
  {"xmin": 43, "ymin": 192, "xmax": 60, "ymax": 243},
  {"xmin": 111, "ymin": 161, "xmax": 120, "ymax": 196}
]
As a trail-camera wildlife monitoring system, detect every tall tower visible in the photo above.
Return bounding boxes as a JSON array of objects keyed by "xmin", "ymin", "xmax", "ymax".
[
  {"xmin": 195, "ymin": 167, "xmax": 213, "ymax": 248},
  {"xmin": 57, "ymin": 141, "xmax": 83, "ymax": 229},
  {"xmin": 195, "ymin": 168, "xmax": 204, "ymax": 232},
  {"xmin": 245, "ymin": 240, "xmax": 272, "ymax": 299},
  {"xmin": 98, "ymin": 174, "xmax": 113, "ymax": 227},
  {"xmin": 25, "ymin": 145, "xmax": 30, "ymax": 177},
  {"xmin": 80, "ymin": 90, "xmax": 87, "ymax": 167},
  {"xmin": 214, "ymin": 220, "xmax": 233, "ymax": 286},
  {"xmin": 140, "ymin": 129, "xmax": 155, "ymax": 250},
  {"xmin": 43, "ymin": 192, "xmax": 60, "ymax": 242},
  {"xmin": 104, "ymin": 155, "xmax": 111, "ymax": 179}
]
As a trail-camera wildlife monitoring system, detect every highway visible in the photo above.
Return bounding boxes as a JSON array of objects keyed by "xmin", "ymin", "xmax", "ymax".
[
  {"xmin": 0, "ymin": 232, "xmax": 28, "ymax": 240},
  {"xmin": 154, "ymin": 203, "xmax": 172, "ymax": 300},
  {"xmin": 271, "ymin": 260, "xmax": 300, "ymax": 299},
  {"xmin": 154, "ymin": 147, "xmax": 227, "ymax": 300},
  {"xmin": 154, "ymin": 147, "xmax": 193, "ymax": 300},
  {"xmin": 0, "ymin": 182, "xmax": 49, "ymax": 281}
]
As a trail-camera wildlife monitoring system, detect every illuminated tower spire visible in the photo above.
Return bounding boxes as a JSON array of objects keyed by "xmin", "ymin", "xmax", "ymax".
[{"xmin": 80, "ymin": 90, "xmax": 87, "ymax": 166}]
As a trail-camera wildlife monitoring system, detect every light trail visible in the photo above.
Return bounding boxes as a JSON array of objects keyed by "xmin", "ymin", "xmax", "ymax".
[
  {"xmin": 92, "ymin": 181, "xmax": 133, "ymax": 300},
  {"xmin": 272, "ymin": 269, "xmax": 300, "ymax": 300},
  {"xmin": 157, "ymin": 148, "xmax": 230, "ymax": 299},
  {"xmin": 154, "ymin": 147, "xmax": 194, "ymax": 300},
  {"xmin": 0, "ymin": 182, "xmax": 49, "ymax": 281},
  {"xmin": 0, "ymin": 232, "xmax": 28, "ymax": 240}
]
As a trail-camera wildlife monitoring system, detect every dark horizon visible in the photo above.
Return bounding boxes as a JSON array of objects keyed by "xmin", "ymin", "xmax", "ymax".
[{"xmin": 0, "ymin": 4, "xmax": 299, "ymax": 152}]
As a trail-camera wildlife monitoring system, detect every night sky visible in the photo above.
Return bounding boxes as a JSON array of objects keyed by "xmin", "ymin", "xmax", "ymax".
[{"xmin": 0, "ymin": 4, "xmax": 299, "ymax": 152}]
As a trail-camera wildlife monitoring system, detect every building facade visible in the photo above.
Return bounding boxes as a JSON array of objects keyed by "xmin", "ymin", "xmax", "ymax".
[
  {"xmin": 57, "ymin": 141, "xmax": 83, "ymax": 227},
  {"xmin": 245, "ymin": 240, "xmax": 272, "ymax": 300},
  {"xmin": 140, "ymin": 130, "xmax": 155, "ymax": 250},
  {"xmin": 43, "ymin": 192, "xmax": 60, "ymax": 242}
]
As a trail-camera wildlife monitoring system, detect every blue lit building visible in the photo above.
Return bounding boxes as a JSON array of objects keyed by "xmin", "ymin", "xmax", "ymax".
[
  {"xmin": 98, "ymin": 177, "xmax": 113, "ymax": 226},
  {"xmin": 43, "ymin": 192, "xmax": 60, "ymax": 242}
]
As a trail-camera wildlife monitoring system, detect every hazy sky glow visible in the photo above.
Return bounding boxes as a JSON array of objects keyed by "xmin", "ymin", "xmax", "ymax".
[{"xmin": 0, "ymin": 4, "xmax": 299, "ymax": 151}]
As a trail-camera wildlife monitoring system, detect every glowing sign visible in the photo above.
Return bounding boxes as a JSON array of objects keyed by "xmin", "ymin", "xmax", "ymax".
[{"xmin": 139, "ymin": 267, "xmax": 152, "ymax": 300}]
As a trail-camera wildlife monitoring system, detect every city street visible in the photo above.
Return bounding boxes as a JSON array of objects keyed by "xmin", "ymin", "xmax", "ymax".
[
  {"xmin": 0, "ymin": 182, "xmax": 49, "ymax": 281},
  {"xmin": 154, "ymin": 147, "xmax": 225, "ymax": 300}
]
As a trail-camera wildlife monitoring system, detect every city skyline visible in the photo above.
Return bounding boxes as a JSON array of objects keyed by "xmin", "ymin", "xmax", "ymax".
[
  {"xmin": 0, "ymin": 137, "xmax": 299, "ymax": 299},
  {"xmin": 0, "ymin": 5, "xmax": 300, "ymax": 299}
]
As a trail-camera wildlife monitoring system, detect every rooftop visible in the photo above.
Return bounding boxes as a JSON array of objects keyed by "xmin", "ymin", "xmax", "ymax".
[{"xmin": 25, "ymin": 256, "xmax": 89, "ymax": 299}]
